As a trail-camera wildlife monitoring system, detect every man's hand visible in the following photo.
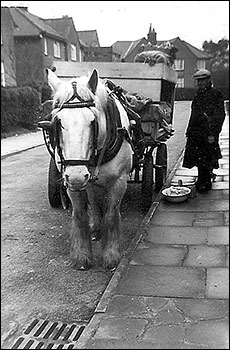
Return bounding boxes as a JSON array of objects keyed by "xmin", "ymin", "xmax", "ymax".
[{"xmin": 208, "ymin": 135, "xmax": 215, "ymax": 144}]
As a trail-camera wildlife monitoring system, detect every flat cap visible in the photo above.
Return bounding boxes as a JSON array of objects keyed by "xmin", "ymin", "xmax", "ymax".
[{"xmin": 193, "ymin": 69, "xmax": 211, "ymax": 79}]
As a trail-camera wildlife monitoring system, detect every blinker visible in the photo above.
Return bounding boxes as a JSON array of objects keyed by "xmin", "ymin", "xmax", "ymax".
[{"xmin": 38, "ymin": 120, "xmax": 52, "ymax": 131}]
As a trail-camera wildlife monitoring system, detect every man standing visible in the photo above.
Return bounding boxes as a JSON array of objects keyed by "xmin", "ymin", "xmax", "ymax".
[{"xmin": 183, "ymin": 69, "xmax": 226, "ymax": 193}]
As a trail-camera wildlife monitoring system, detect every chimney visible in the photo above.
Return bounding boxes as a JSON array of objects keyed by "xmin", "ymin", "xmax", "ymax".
[{"xmin": 147, "ymin": 24, "xmax": 157, "ymax": 45}]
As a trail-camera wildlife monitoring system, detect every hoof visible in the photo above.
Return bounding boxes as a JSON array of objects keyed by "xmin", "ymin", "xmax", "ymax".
[
  {"xmin": 69, "ymin": 256, "xmax": 93, "ymax": 270},
  {"xmin": 91, "ymin": 230, "xmax": 101, "ymax": 241},
  {"xmin": 78, "ymin": 262, "xmax": 92, "ymax": 270},
  {"xmin": 103, "ymin": 258, "xmax": 119, "ymax": 271}
]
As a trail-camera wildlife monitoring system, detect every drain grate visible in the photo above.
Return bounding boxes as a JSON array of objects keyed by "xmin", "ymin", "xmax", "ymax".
[{"xmin": 11, "ymin": 318, "xmax": 85, "ymax": 349}]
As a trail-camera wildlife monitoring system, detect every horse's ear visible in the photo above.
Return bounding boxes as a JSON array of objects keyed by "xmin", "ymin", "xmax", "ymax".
[
  {"xmin": 87, "ymin": 69, "xmax": 98, "ymax": 94},
  {"xmin": 46, "ymin": 68, "xmax": 62, "ymax": 94}
]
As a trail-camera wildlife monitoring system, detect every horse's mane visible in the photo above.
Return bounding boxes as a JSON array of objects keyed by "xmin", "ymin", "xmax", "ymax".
[{"xmin": 52, "ymin": 74, "xmax": 108, "ymax": 111}]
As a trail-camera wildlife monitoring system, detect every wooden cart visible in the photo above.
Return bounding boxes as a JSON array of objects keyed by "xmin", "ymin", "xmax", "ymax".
[{"xmin": 43, "ymin": 61, "xmax": 178, "ymax": 208}]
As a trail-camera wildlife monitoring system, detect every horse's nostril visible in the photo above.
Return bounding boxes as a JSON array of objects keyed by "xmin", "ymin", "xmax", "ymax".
[{"xmin": 65, "ymin": 174, "xmax": 69, "ymax": 183}]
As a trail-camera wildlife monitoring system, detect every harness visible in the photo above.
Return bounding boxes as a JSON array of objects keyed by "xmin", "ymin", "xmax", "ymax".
[{"xmin": 46, "ymin": 81, "xmax": 132, "ymax": 181}]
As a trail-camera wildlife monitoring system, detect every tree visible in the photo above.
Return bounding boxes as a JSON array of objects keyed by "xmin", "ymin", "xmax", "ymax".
[
  {"xmin": 202, "ymin": 38, "xmax": 229, "ymax": 70},
  {"xmin": 202, "ymin": 38, "xmax": 229, "ymax": 99}
]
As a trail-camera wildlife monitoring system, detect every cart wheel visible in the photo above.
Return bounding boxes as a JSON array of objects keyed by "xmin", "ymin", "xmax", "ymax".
[
  {"xmin": 60, "ymin": 184, "xmax": 70, "ymax": 210},
  {"xmin": 155, "ymin": 143, "xmax": 167, "ymax": 192},
  {"xmin": 48, "ymin": 157, "xmax": 62, "ymax": 207},
  {"xmin": 142, "ymin": 154, "xmax": 154, "ymax": 207}
]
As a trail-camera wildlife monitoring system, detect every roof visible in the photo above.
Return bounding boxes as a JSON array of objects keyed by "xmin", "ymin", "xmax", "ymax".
[
  {"xmin": 157, "ymin": 37, "xmax": 178, "ymax": 46},
  {"xmin": 157, "ymin": 37, "xmax": 210, "ymax": 59},
  {"xmin": 77, "ymin": 30, "xmax": 100, "ymax": 47},
  {"xmin": 182, "ymin": 40, "xmax": 211, "ymax": 59},
  {"xmin": 44, "ymin": 16, "xmax": 76, "ymax": 40},
  {"xmin": 5, "ymin": 7, "xmax": 65, "ymax": 40},
  {"xmin": 112, "ymin": 38, "xmax": 146, "ymax": 58},
  {"xmin": 114, "ymin": 35, "xmax": 211, "ymax": 61},
  {"xmin": 112, "ymin": 41, "xmax": 133, "ymax": 56}
]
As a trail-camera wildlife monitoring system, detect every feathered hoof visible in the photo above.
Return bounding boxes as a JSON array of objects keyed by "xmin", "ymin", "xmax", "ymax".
[
  {"xmin": 91, "ymin": 230, "xmax": 101, "ymax": 241},
  {"xmin": 78, "ymin": 262, "xmax": 92, "ymax": 270},
  {"xmin": 69, "ymin": 256, "xmax": 93, "ymax": 270},
  {"xmin": 103, "ymin": 260, "xmax": 119, "ymax": 271},
  {"xmin": 103, "ymin": 254, "xmax": 120, "ymax": 271}
]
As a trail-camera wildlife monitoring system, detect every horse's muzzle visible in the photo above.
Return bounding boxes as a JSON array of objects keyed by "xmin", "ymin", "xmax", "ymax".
[{"xmin": 64, "ymin": 166, "xmax": 91, "ymax": 191}]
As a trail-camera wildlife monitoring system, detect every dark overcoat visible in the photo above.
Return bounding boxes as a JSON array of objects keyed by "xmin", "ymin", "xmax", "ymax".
[{"xmin": 183, "ymin": 85, "xmax": 225, "ymax": 169}]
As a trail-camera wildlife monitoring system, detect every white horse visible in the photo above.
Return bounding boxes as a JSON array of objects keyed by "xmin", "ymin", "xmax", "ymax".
[{"xmin": 39, "ymin": 68, "xmax": 133, "ymax": 270}]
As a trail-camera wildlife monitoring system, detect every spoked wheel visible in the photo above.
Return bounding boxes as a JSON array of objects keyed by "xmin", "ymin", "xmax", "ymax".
[
  {"xmin": 155, "ymin": 143, "xmax": 168, "ymax": 192},
  {"xmin": 141, "ymin": 153, "xmax": 154, "ymax": 208},
  {"xmin": 48, "ymin": 157, "xmax": 62, "ymax": 207},
  {"xmin": 60, "ymin": 183, "xmax": 70, "ymax": 210},
  {"xmin": 48, "ymin": 157, "xmax": 71, "ymax": 209}
]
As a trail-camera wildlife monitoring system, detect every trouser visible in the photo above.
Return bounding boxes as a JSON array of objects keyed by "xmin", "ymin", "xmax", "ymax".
[{"xmin": 196, "ymin": 163, "xmax": 212, "ymax": 192}]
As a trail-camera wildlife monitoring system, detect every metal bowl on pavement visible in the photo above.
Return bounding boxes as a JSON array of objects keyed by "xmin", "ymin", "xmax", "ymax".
[{"xmin": 162, "ymin": 186, "xmax": 191, "ymax": 203}]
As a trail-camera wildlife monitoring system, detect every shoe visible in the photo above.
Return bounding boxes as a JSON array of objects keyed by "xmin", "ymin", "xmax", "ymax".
[
  {"xmin": 210, "ymin": 172, "xmax": 217, "ymax": 181},
  {"xmin": 195, "ymin": 182, "xmax": 212, "ymax": 193}
]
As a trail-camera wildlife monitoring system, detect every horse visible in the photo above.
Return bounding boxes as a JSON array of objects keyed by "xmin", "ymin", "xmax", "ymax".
[{"xmin": 39, "ymin": 68, "xmax": 134, "ymax": 270}]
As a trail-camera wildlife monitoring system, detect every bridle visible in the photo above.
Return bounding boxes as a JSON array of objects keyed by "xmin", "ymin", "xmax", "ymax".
[
  {"xmin": 43, "ymin": 80, "xmax": 133, "ymax": 185},
  {"xmin": 53, "ymin": 81, "xmax": 99, "ymax": 172}
]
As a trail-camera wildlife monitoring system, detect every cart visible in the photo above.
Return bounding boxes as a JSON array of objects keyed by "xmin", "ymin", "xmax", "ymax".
[
  {"xmin": 108, "ymin": 81, "xmax": 176, "ymax": 208},
  {"xmin": 41, "ymin": 61, "xmax": 177, "ymax": 209}
]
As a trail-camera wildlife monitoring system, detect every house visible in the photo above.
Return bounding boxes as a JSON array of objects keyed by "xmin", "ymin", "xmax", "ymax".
[
  {"xmin": 77, "ymin": 30, "xmax": 100, "ymax": 48},
  {"xmin": 1, "ymin": 6, "xmax": 69, "ymax": 87},
  {"xmin": 112, "ymin": 37, "xmax": 148, "ymax": 62},
  {"xmin": 157, "ymin": 37, "xmax": 211, "ymax": 88},
  {"xmin": 44, "ymin": 16, "xmax": 83, "ymax": 62},
  {"xmin": 77, "ymin": 30, "xmax": 121, "ymax": 62},
  {"xmin": 83, "ymin": 46, "xmax": 121, "ymax": 62},
  {"xmin": 1, "ymin": 7, "xmax": 17, "ymax": 86},
  {"xmin": 112, "ymin": 25, "xmax": 211, "ymax": 89},
  {"xmin": 1, "ymin": 7, "xmax": 105, "ymax": 86},
  {"xmin": 1, "ymin": 7, "xmax": 211, "ymax": 91}
]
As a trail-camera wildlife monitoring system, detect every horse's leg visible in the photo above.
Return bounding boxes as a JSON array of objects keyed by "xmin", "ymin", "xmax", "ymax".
[
  {"xmin": 101, "ymin": 175, "xmax": 127, "ymax": 270},
  {"xmin": 87, "ymin": 185, "xmax": 102, "ymax": 241},
  {"xmin": 67, "ymin": 190, "xmax": 93, "ymax": 270}
]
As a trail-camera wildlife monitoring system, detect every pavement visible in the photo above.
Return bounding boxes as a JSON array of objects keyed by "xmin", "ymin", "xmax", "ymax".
[
  {"xmin": 75, "ymin": 113, "xmax": 229, "ymax": 349},
  {"xmin": 1, "ymin": 112, "xmax": 229, "ymax": 349},
  {"xmin": 1, "ymin": 130, "xmax": 44, "ymax": 159}
]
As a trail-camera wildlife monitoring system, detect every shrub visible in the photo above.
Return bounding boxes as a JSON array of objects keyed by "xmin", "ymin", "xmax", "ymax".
[
  {"xmin": 175, "ymin": 88, "xmax": 195, "ymax": 101},
  {"xmin": 1, "ymin": 86, "xmax": 41, "ymax": 136}
]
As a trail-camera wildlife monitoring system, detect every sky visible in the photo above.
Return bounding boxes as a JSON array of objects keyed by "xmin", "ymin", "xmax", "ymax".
[{"xmin": 1, "ymin": 1, "xmax": 229, "ymax": 49}]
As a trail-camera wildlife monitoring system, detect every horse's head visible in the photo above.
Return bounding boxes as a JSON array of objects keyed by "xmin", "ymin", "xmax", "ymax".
[{"xmin": 42, "ymin": 68, "xmax": 107, "ymax": 191}]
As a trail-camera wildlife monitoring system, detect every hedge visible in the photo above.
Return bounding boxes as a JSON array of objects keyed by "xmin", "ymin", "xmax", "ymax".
[
  {"xmin": 175, "ymin": 88, "xmax": 195, "ymax": 101},
  {"xmin": 175, "ymin": 87, "xmax": 229, "ymax": 101},
  {"xmin": 1, "ymin": 86, "xmax": 41, "ymax": 135}
]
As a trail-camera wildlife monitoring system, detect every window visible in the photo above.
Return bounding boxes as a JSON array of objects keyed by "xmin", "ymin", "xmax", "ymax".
[
  {"xmin": 44, "ymin": 38, "xmax": 48, "ymax": 55},
  {"xmin": 71, "ymin": 44, "xmax": 77, "ymax": 61},
  {"xmin": 1, "ymin": 61, "xmax": 5, "ymax": 87},
  {"xmin": 79, "ymin": 48, "xmax": 83, "ymax": 62},
  {"xmin": 53, "ymin": 41, "xmax": 61, "ymax": 58},
  {"xmin": 176, "ymin": 78, "xmax": 184, "ymax": 88},
  {"xmin": 174, "ymin": 59, "xmax": 184, "ymax": 71},
  {"xmin": 197, "ymin": 60, "xmax": 206, "ymax": 70}
]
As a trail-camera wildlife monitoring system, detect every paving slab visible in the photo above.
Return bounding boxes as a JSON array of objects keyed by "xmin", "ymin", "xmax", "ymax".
[
  {"xmin": 206, "ymin": 268, "xmax": 229, "ymax": 298},
  {"xmin": 147, "ymin": 226, "xmax": 208, "ymax": 245},
  {"xmin": 115, "ymin": 266, "xmax": 206, "ymax": 298},
  {"xmin": 130, "ymin": 244, "xmax": 187, "ymax": 266},
  {"xmin": 183, "ymin": 246, "xmax": 225, "ymax": 267}
]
